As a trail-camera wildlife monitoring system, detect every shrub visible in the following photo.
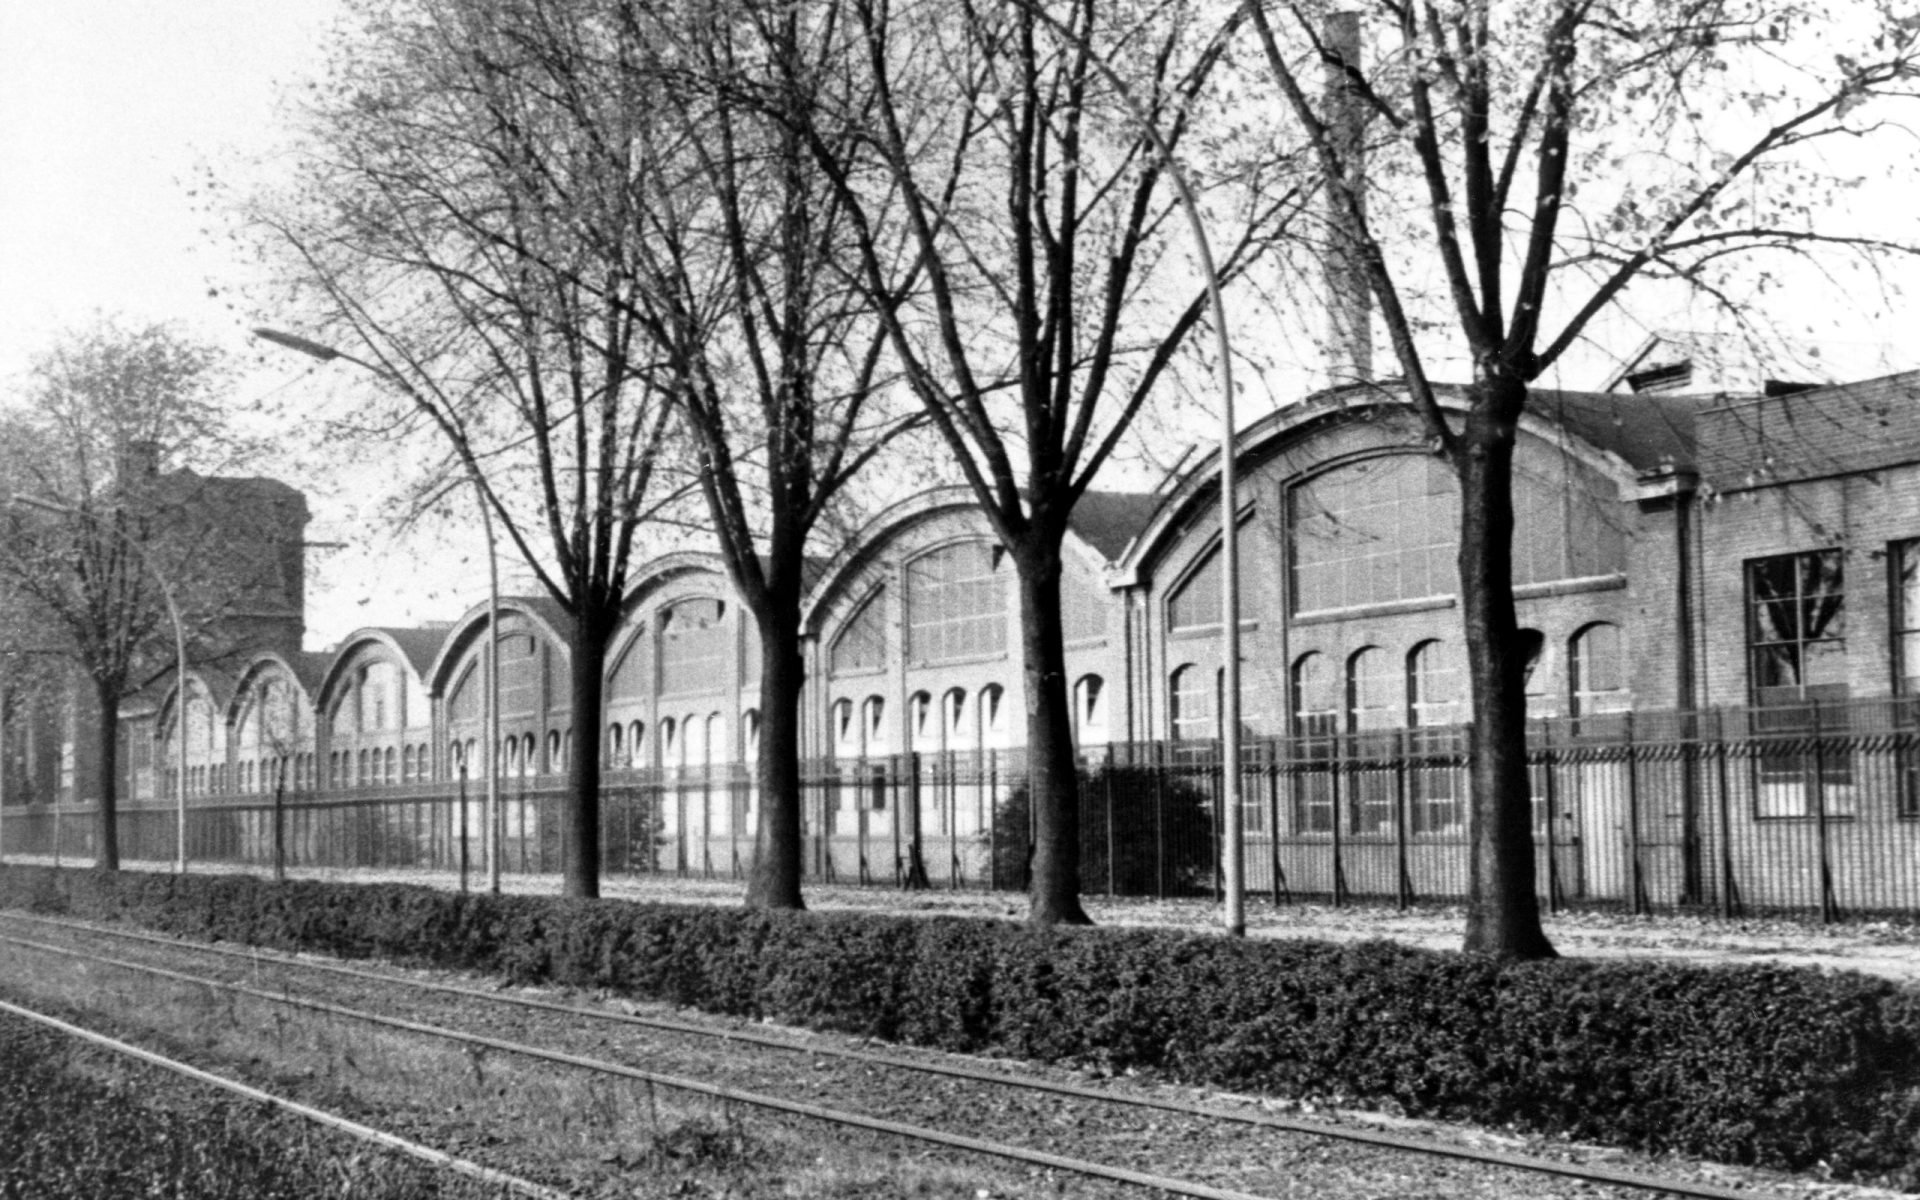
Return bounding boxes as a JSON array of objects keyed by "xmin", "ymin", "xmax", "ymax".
[{"xmin": 6, "ymin": 862, "xmax": 1920, "ymax": 1186}]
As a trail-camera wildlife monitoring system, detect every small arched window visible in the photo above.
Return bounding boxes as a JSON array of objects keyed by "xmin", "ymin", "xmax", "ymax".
[
  {"xmin": 862, "ymin": 696, "xmax": 888, "ymax": 752},
  {"xmin": 943, "ymin": 688, "xmax": 970, "ymax": 747},
  {"xmin": 1170, "ymin": 665, "xmax": 1214, "ymax": 741},
  {"xmin": 1407, "ymin": 640, "xmax": 1463, "ymax": 728},
  {"xmin": 1073, "ymin": 675, "xmax": 1107, "ymax": 747},
  {"xmin": 832, "ymin": 698, "xmax": 857, "ymax": 757},
  {"xmin": 1346, "ymin": 647, "xmax": 1395, "ymax": 733},
  {"xmin": 1571, "ymin": 622, "xmax": 1630, "ymax": 716}
]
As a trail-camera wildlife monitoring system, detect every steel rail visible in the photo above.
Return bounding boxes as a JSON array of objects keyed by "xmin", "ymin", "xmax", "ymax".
[
  {"xmin": 0, "ymin": 995, "xmax": 569, "ymax": 1200},
  {"xmin": 0, "ymin": 931, "xmax": 1284, "ymax": 1200},
  {"xmin": 0, "ymin": 912, "xmax": 1789, "ymax": 1200}
]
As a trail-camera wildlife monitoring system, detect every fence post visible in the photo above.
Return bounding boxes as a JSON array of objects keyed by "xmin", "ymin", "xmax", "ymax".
[
  {"xmin": 1330, "ymin": 735, "xmax": 1346, "ymax": 908},
  {"xmin": 1267, "ymin": 751, "xmax": 1285, "ymax": 905},
  {"xmin": 1715, "ymin": 710, "xmax": 1738, "ymax": 918},
  {"xmin": 1104, "ymin": 751, "xmax": 1116, "ymax": 898},
  {"xmin": 1393, "ymin": 729, "xmax": 1412, "ymax": 910},
  {"xmin": 1813, "ymin": 701, "xmax": 1837, "ymax": 924},
  {"xmin": 904, "ymin": 752, "xmax": 929, "ymax": 889},
  {"xmin": 458, "ymin": 767, "xmax": 470, "ymax": 894},
  {"xmin": 1541, "ymin": 720, "xmax": 1560, "ymax": 915},
  {"xmin": 273, "ymin": 761, "xmax": 287, "ymax": 885},
  {"xmin": 1625, "ymin": 712, "xmax": 1647, "ymax": 915}
]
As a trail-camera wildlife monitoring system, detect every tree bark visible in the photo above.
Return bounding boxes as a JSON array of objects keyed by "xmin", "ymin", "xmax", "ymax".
[
  {"xmin": 746, "ymin": 586, "xmax": 808, "ymax": 911},
  {"xmin": 91, "ymin": 677, "xmax": 120, "ymax": 872},
  {"xmin": 1012, "ymin": 535, "xmax": 1090, "ymax": 926},
  {"xmin": 1458, "ymin": 377, "xmax": 1555, "ymax": 959},
  {"xmin": 563, "ymin": 610, "xmax": 614, "ymax": 900}
]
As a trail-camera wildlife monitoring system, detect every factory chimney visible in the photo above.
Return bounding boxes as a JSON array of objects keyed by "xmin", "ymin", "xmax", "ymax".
[{"xmin": 1323, "ymin": 11, "xmax": 1372, "ymax": 386}]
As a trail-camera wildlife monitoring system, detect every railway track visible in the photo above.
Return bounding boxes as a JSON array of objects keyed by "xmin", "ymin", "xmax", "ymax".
[{"xmin": 0, "ymin": 909, "xmax": 1795, "ymax": 1200}]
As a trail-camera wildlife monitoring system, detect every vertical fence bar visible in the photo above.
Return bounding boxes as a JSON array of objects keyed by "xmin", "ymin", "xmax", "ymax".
[
  {"xmin": 1716, "ymin": 712, "xmax": 1737, "ymax": 918},
  {"xmin": 1393, "ymin": 730, "xmax": 1411, "ymax": 910},
  {"xmin": 1542, "ymin": 721, "xmax": 1560, "ymax": 915},
  {"xmin": 1626, "ymin": 712, "xmax": 1646, "ymax": 915},
  {"xmin": 1813, "ymin": 702, "xmax": 1837, "ymax": 924}
]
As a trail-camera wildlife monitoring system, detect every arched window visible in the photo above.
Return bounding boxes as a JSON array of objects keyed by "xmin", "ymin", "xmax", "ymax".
[
  {"xmin": 403, "ymin": 745, "xmax": 417, "ymax": 782},
  {"xmin": 683, "ymin": 712, "xmax": 709, "ymax": 767},
  {"xmin": 627, "ymin": 720, "xmax": 645, "ymax": 767},
  {"xmin": 908, "ymin": 691, "xmax": 935, "ymax": 751},
  {"xmin": 1346, "ymin": 647, "xmax": 1395, "ymax": 732},
  {"xmin": 606, "ymin": 723, "xmax": 624, "ymax": 767},
  {"xmin": 450, "ymin": 741, "xmax": 466, "ymax": 774},
  {"xmin": 862, "ymin": 696, "xmax": 888, "ymax": 754},
  {"xmin": 1570, "ymin": 622, "xmax": 1630, "ymax": 717},
  {"xmin": 659, "ymin": 717, "xmax": 678, "ymax": 767},
  {"xmin": 1407, "ymin": 640, "xmax": 1463, "ymax": 728},
  {"xmin": 384, "ymin": 746, "xmax": 397, "ymax": 785},
  {"xmin": 742, "ymin": 710, "xmax": 761, "ymax": 762},
  {"xmin": 520, "ymin": 733, "xmax": 536, "ymax": 776},
  {"xmin": 832, "ymin": 698, "xmax": 857, "ymax": 758},
  {"xmin": 942, "ymin": 688, "xmax": 970, "ymax": 748},
  {"xmin": 1170, "ymin": 665, "xmax": 1214, "ymax": 742},
  {"xmin": 1346, "ymin": 647, "xmax": 1396, "ymax": 834},
  {"xmin": 661, "ymin": 598, "xmax": 728, "ymax": 696},
  {"xmin": 906, "ymin": 543, "xmax": 1008, "ymax": 663},
  {"xmin": 546, "ymin": 730, "xmax": 563, "ymax": 774},
  {"xmin": 830, "ymin": 588, "xmax": 889, "ymax": 676},
  {"xmin": 1407, "ymin": 641, "xmax": 1463, "ymax": 833},
  {"xmin": 981, "ymin": 684, "xmax": 1010, "ymax": 749},
  {"xmin": 1073, "ymin": 675, "xmax": 1107, "ymax": 747},
  {"xmin": 1291, "ymin": 455, "xmax": 1456, "ymax": 612},
  {"xmin": 357, "ymin": 749, "xmax": 370, "ymax": 788}
]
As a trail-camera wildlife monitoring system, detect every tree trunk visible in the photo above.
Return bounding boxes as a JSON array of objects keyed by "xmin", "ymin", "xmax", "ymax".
[
  {"xmin": 746, "ymin": 593, "xmax": 807, "ymax": 911},
  {"xmin": 91, "ymin": 677, "xmax": 120, "ymax": 872},
  {"xmin": 564, "ymin": 610, "xmax": 614, "ymax": 900},
  {"xmin": 1013, "ymin": 536, "xmax": 1091, "ymax": 926},
  {"xmin": 1458, "ymin": 379, "xmax": 1555, "ymax": 959}
]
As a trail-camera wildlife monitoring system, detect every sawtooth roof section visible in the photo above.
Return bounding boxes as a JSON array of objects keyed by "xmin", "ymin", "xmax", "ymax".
[
  {"xmin": 1694, "ymin": 369, "xmax": 1920, "ymax": 493},
  {"xmin": 1525, "ymin": 388, "xmax": 1708, "ymax": 475}
]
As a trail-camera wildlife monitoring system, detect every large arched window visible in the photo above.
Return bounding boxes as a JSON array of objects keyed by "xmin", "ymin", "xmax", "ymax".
[
  {"xmin": 661, "ymin": 598, "xmax": 728, "ymax": 696},
  {"xmin": 906, "ymin": 543, "xmax": 1008, "ymax": 663},
  {"xmin": 830, "ymin": 588, "xmax": 888, "ymax": 676},
  {"xmin": 1291, "ymin": 455, "xmax": 1455, "ymax": 613}
]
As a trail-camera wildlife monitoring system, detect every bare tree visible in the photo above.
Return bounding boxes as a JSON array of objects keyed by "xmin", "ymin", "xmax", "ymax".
[
  {"xmin": 610, "ymin": 2, "xmax": 922, "ymax": 910},
  {"xmin": 254, "ymin": 0, "xmax": 689, "ymax": 899},
  {"xmin": 0, "ymin": 320, "xmax": 259, "ymax": 870},
  {"xmin": 789, "ymin": 0, "xmax": 1305, "ymax": 924},
  {"xmin": 1246, "ymin": 0, "xmax": 1920, "ymax": 957}
]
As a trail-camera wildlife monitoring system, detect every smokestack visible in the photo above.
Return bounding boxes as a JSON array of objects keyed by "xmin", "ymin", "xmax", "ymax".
[{"xmin": 1323, "ymin": 11, "xmax": 1371, "ymax": 386}]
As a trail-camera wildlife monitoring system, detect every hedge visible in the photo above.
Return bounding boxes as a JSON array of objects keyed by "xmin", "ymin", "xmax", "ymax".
[{"xmin": 5, "ymin": 865, "xmax": 1918, "ymax": 1185}]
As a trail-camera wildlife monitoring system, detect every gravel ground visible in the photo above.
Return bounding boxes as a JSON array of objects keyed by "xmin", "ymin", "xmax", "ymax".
[{"xmin": 2, "ymin": 912, "xmax": 1914, "ymax": 1200}]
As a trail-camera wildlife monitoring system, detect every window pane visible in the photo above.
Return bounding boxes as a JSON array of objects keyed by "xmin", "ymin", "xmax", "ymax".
[
  {"xmin": 1291, "ymin": 455, "xmax": 1457, "ymax": 612},
  {"xmin": 661, "ymin": 598, "xmax": 728, "ymax": 696},
  {"xmin": 830, "ymin": 589, "xmax": 888, "ymax": 676},
  {"xmin": 907, "ymin": 544, "xmax": 1008, "ymax": 663}
]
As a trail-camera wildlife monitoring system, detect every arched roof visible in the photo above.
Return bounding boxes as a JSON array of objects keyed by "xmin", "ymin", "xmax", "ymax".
[
  {"xmin": 222, "ymin": 650, "xmax": 325, "ymax": 726},
  {"xmin": 421, "ymin": 597, "xmax": 573, "ymax": 697},
  {"xmin": 316, "ymin": 627, "xmax": 449, "ymax": 711},
  {"xmin": 1111, "ymin": 381, "xmax": 1707, "ymax": 586},
  {"xmin": 800, "ymin": 486, "xmax": 1151, "ymax": 632}
]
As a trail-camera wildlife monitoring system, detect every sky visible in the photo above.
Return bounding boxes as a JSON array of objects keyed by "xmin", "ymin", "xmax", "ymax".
[
  {"xmin": 0, "ymin": 0, "xmax": 515, "ymax": 649},
  {"xmin": 4, "ymin": 2, "xmax": 1919, "ymax": 651}
]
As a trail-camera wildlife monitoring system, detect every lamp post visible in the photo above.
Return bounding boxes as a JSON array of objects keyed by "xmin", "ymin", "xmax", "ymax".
[
  {"xmin": 1018, "ymin": 11, "xmax": 1245, "ymax": 936},
  {"xmin": 252, "ymin": 328, "xmax": 503, "ymax": 894},
  {"xmin": 10, "ymin": 494, "xmax": 192, "ymax": 873}
]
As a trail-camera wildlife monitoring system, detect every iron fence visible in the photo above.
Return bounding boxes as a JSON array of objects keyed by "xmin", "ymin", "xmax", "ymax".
[{"xmin": 7, "ymin": 697, "xmax": 1920, "ymax": 921}]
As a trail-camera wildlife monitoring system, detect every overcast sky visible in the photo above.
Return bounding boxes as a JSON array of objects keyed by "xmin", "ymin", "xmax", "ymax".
[{"xmin": 3, "ymin": 2, "xmax": 1918, "ymax": 650}]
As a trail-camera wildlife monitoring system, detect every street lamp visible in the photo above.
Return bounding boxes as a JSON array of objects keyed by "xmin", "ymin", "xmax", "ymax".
[
  {"xmin": 252, "ymin": 327, "xmax": 504, "ymax": 894},
  {"xmin": 10, "ymin": 493, "xmax": 192, "ymax": 873},
  {"xmin": 1019, "ymin": 13, "xmax": 1246, "ymax": 936}
]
